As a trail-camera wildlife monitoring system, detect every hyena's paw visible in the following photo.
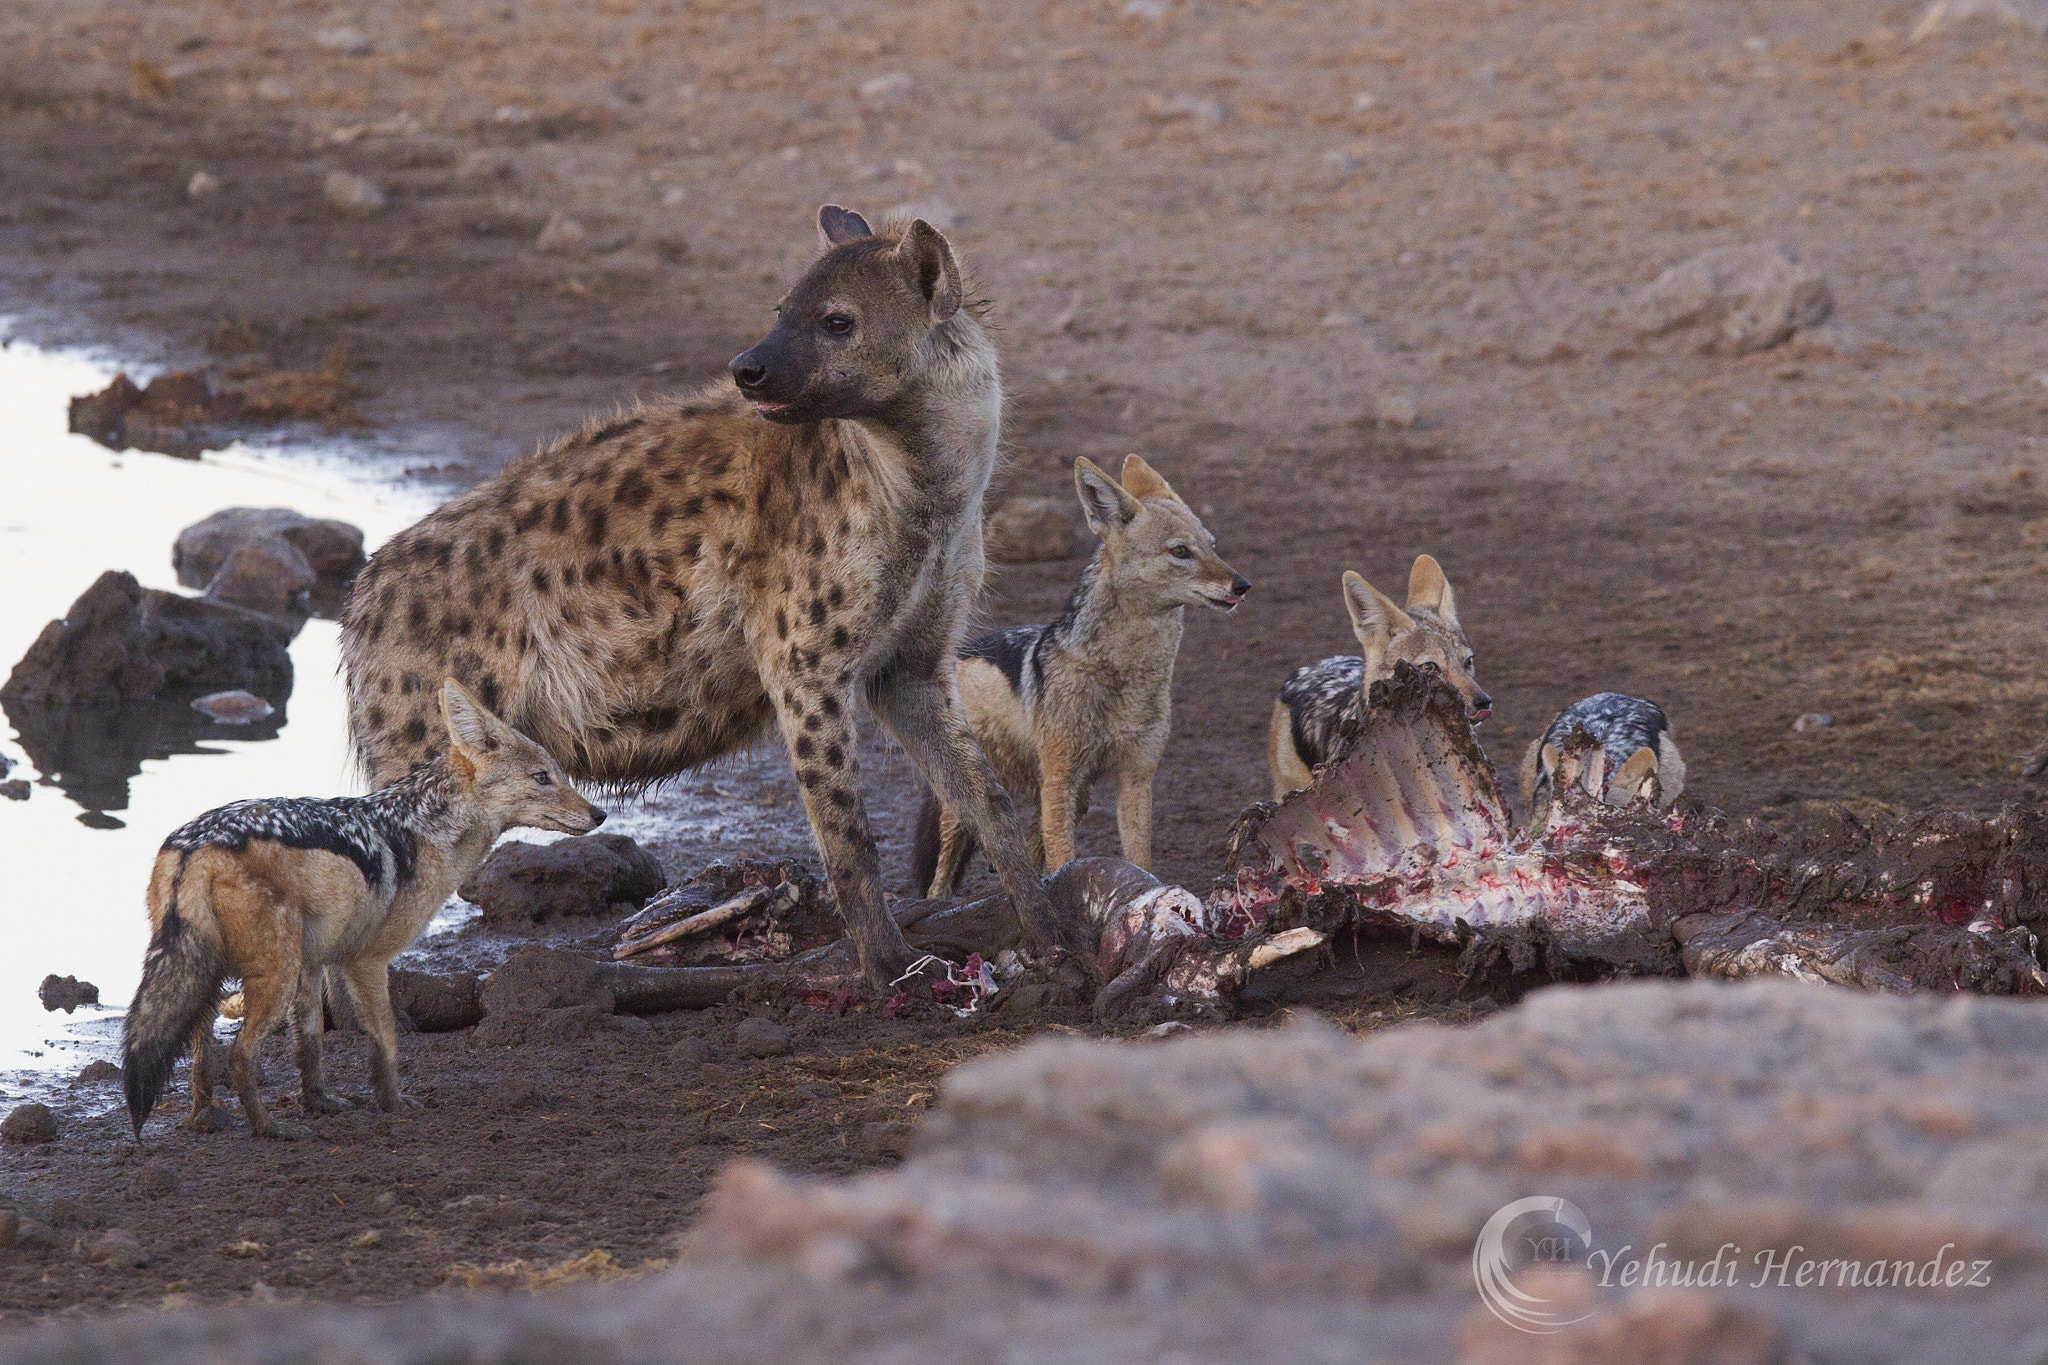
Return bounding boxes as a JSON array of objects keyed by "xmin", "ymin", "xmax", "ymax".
[
  {"xmin": 301, "ymin": 1092, "xmax": 346, "ymax": 1117},
  {"xmin": 375, "ymin": 1090, "xmax": 424, "ymax": 1114},
  {"xmin": 251, "ymin": 1119, "xmax": 310, "ymax": 1142},
  {"xmin": 183, "ymin": 1104, "xmax": 236, "ymax": 1134}
]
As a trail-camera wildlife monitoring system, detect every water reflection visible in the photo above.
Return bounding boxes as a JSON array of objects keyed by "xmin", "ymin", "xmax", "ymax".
[{"xmin": 3, "ymin": 695, "xmax": 290, "ymax": 821}]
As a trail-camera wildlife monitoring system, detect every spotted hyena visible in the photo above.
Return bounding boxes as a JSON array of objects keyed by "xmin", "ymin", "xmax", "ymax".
[{"xmin": 339, "ymin": 206, "xmax": 1083, "ymax": 988}]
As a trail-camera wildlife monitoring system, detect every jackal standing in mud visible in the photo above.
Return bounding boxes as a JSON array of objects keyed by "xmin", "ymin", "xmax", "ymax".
[
  {"xmin": 911, "ymin": 455, "xmax": 1249, "ymax": 896},
  {"xmin": 339, "ymin": 207, "xmax": 1082, "ymax": 989},
  {"xmin": 122, "ymin": 680, "xmax": 604, "ymax": 1139},
  {"xmin": 1268, "ymin": 555, "xmax": 1490, "ymax": 800},
  {"xmin": 1519, "ymin": 692, "xmax": 1686, "ymax": 818}
]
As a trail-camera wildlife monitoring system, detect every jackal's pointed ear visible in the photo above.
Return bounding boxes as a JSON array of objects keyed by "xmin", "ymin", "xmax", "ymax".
[
  {"xmin": 817, "ymin": 204, "xmax": 872, "ymax": 248},
  {"xmin": 1405, "ymin": 554, "xmax": 1459, "ymax": 629},
  {"xmin": 896, "ymin": 219, "xmax": 962, "ymax": 322},
  {"xmin": 1118, "ymin": 454, "xmax": 1178, "ymax": 503},
  {"xmin": 1610, "ymin": 747, "xmax": 1660, "ymax": 805},
  {"xmin": 440, "ymin": 679, "xmax": 499, "ymax": 763},
  {"xmin": 1343, "ymin": 570, "xmax": 1412, "ymax": 643},
  {"xmin": 1075, "ymin": 457, "xmax": 1142, "ymax": 537}
]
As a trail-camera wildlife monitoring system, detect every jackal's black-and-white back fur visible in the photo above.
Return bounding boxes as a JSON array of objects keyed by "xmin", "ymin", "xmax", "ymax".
[
  {"xmin": 1519, "ymin": 692, "xmax": 1686, "ymax": 816},
  {"xmin": 911, "ymin": 455, "xmax": 1247, "ymax": 896}
]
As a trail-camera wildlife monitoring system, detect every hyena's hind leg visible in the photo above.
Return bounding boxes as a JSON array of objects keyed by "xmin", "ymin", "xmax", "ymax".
[{"xmin": 290, "ymin": 967, "xmax": 344, "ymax": 1116}]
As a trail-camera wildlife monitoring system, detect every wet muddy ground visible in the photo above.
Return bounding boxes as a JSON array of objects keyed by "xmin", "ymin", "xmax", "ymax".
[{"xmin": 3, "ymin": 0, "xmax": 2047, "ymax": 1322}]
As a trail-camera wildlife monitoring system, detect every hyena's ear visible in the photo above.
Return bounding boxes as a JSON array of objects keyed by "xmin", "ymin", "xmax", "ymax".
[
  {"xmin": 1118, "ymin": 454, "xmax": 1179, "ymax": 504},
  {"xmin": 896, "ymin": 219, "xmax": 962, "ymax": 322},
  {"xmin": 1406, "ymin": 554, "xmax": 1460, "ymax": 630},
  {"xmin": 1075, "ymin": 457, "xmax": 1142, "ymax": 537},
  {"xmin": 1342, "ymin": 570, "xmax": 1412, "ymax": 644},
  {"xmin": 440, "ymin": 679, "xmax": 501, "ymax": 762},
  {"xmin": 817, "ymin": 204, "xmax": 872, "ymax": 248}
]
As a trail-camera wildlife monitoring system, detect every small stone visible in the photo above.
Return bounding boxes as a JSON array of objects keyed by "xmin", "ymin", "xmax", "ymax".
[
  {"xmin": 190, "ymin": 689, "xmax": 276, "ymax": 725},
  {"xmin": 735, "ymin": 1017, "xmax": 795, "ymax": 1058},
  {"xmin": 486, "ymin": 1077, "xmax": 544, "ymax": 1113},
  {"xmin": 187, "ymin": 170, "xmax": 221, "ymax": 199},
  {"xmin": 1146, "ymin": 1021, "xmax": 1194, "ymax": 1038},
  {"xmin": 697, "ymin": 1063, "xmax": 729, "ymax": 1086},
  {"xmin": 219, "ymin": 1240, "xmax": 265, "ymax": 1258},
  {"xmin": 0, "ymin": 779, "xmax": 25, "ymax": 800},
  {"xmin": 1149, "ymin": 93, "xmax": 1227, "ymax": 126},
  {"xmin": 2, "ymin": 1103, "xmax": 57, "ymax": 1144},
  {"xmin": 72, "ymin": 1059, "xmax": 121, "ymax": 1086},
  {"xmin": 372, "ymin": 1191, "xmax": 400, "ymax": 1212},
  {"xmin": 133, "ymin": 1161, "xmax": 182, "ymax": 1198},
  {"xmin": 204, "ymin": 537, "xmax": 315, "ymax": 617},
  {"xmin": 87, "ymin": 1230, "xmax": 148, "ymax": 1268},
  {"xmin": 535, "ymin": 213, "xmax": 587, "ymax": 257},
  {"xmin": 857, "ymin": 71, "xmax": 911, "ymax": 101},
  {"xmin": 1376, "ymin": 394, "xmax": 1419, "ymax": 429},
  {"xmin": 38, "ymin": 975, "xmax": 98, "ymax": 1012},
  {"xmin": 455, "ymin": 151, "xmax": 515, "ymax": 187},
  {"xmin": 1793, "ymin": 713, "xmax": 1833, "ymax": 733},
  {"xmin": 861, "ymin": 1120, "xmax": 914, "ymax": 1156},
  {"xmin": 352, "ymin": 1228, "xmax": 382, "ymax": 1249},
  {"xmin": 186, "ymin": 1104, "xmax": 236, "ymax": 1133},
  {"xmin": 46, "ymin": 1195, "xmax": 87, "ymax": 1226},
  {"xmin": 254, "ymin": 76, "xmax": 295, "ymax": 102},
  {"xmin": 668, "ymin": 1037, "xmax": 712, "ymax": 1068},
  {"xmin": 314, "ymin": 25, "xmax": 371, "ymax": 55},
  {"xmin": 323, "ymin": 170, "xmax": 387, "ymax": 214}
]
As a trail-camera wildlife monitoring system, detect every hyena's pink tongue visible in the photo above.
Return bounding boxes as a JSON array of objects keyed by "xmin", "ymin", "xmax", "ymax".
[{"xmin": 1205, "ymin": 662, "xmax": 2048, "ymax": 994}]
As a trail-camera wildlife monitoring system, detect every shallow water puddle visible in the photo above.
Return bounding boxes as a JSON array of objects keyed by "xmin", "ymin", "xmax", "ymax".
[{"xmin": 0, "ymin": 335, "xmax": 435, "ymax": 1084}]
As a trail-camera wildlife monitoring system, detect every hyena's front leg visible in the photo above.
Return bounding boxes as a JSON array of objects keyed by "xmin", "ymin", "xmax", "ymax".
[
  {"xmin": 765, "ymin": 674, "xmax": 918, "ymax": 990},
  {"xmin": 290, "ymin": 967, "xmax": 344, "ymax": 1116},
  {"xmin": 870, "ymin": 675, "xmax": 1093, "ymax": 967}
]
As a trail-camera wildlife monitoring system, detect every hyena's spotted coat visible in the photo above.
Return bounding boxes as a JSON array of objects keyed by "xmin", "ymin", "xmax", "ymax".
[{"xmin": 340, "ymin": 207, "xmax": 1079, "ymax": 987}]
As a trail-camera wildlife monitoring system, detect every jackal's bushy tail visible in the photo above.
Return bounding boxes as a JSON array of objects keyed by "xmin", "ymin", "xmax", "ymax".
[
  {"xmin": 908, "ymin": 788, "xmax": 974, "ymax": 898},
  {"xmin": 122, "ymin": 864, "xmax": 225, "ymax": 1138}
]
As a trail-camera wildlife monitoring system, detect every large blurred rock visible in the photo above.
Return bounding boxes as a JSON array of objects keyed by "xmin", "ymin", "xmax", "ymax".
[
  {"xmin": 13, "ymin": 982, "xmax": 2048, "ymax": 1362},
  {"xmin": 458, "ymin": 834, "xmax": 665, "ymax": 927},
  {"xmin": 2, "ymin": 572, "xmax": 293, "ymax": 707},
  {"xmin": 173, "ymin": 508, "xmax": 367, "ymax": 587},
  {"xmin": 1617, "ymin": 244, "xmax": 1832, "ymax": 354}
]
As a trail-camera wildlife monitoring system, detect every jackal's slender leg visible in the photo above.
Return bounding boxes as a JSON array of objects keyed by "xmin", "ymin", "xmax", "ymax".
[
  {"xmin": 228, "ymin": 969, "xmax": 294, "ymax": 1139},
  {"xmin": 766, "ymin": 675, "xmax": 916, "ymax": 989},
  {"xmin": 1115, "ymin": 763, "xmax": 1157, "ymax": 872},
  {"xmin": 929, "ymin": 806, "xmax": 970, "ymax": 898},
  {"xmin": 1038, "ymin": 733, "xmax": 1080, "ymax": 874},
  {"xmin": 290, "ymin": 966, "xmax": 343, "ymax": 1115},
  {"xmin": 187, "ymin": 1012, "xmax": 218, "ymax": 1121},
  {"xmin": 340, "ymin": 956, "xmax": 409, "ymax": 1112},
  {"xmin": 870, "ymin": 674, "xmax": 1091, "ymax": 966}
]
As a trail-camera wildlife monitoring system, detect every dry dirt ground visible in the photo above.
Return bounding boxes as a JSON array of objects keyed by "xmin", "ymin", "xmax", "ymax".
[{"xmin": 3, "ymin": 0, "xmax": 2047, "ymax": 1324}]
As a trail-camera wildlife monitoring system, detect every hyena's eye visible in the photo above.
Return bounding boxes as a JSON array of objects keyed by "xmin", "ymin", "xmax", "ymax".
[
  {"xmin": 820, "ymin": 314, "xmax": 855, "ymax": 337},
  {"xmin": 1167, "ymin": 544, "xmax": 1194, "ymax": 560},
  {"xmin": 532, "ymin": 771, "xmax": 554, "ymax": 787}
]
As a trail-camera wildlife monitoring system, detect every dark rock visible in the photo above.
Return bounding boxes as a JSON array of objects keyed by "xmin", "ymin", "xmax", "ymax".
[
  {"xmin": 459, "ymin": 835, "xmax": 665, "ymax": 927},
  {"xmin": 1617, "ymin": 243, "xmax": 1832, "ymax": 354},
  {"xmin": 132, "ymin": 1162, "xmax": 182, "ymax": 1198},
  {"xmin": 86, "ymin": 1230, "xmax": 148, "ymax": 1268},
  {"xmin": 10, "ymin": 1217, "xmax": 56, "ymax": 1255},
  {"xmin": 389, "ymin": 969, "xmax": 483, "ymax": 1032},
  {"xmin": 72, "ymin": 1060, "xmax": 122, "ymax": 1087},
  {"xmin": 0, "ymin": 779, "xmax": 26, "ymax": 801},
  {"xmin": 734, "ymin": 1017, "xmax": 794, "ymax": 1058},
  {"xmin": 46, "ymin": 1196, "xmax": 88, "ymax": 1226},
  {"xmin": 2, "ymin": 572, "xmax": 163, "ymax": 705},
  {"xmin": 66, "ymin": 373, "xmax": 144, "ymax": 448},
  {"xmin": 67, "ymin": 371, "xmax": 232, "ymax": 459},
  {"xmin": 474, "ymin": 1003, "xmax": 624, "ymax": 1048},
  {"xmin": 203, "ymin": 538, "xmax": 314, "ymax": 617},
  {"xmin": 1, "ymin": 1104, "xmax": 57, "ymax": 1144},
  {"xmin": 1, "ymin": 572, "xmax": 293, "ymax": 707},
  {"xmin": 185, "ymin": 1104, "xmax": 236, "ymax": 1133},
  {"xmin": 696, "ymin": 1063, "xmax": 729, "ymax": 1086},
  {"xmin": 174, "ymin": 508, "xmax": 366, "ymax": 587},
  {"xmin": 860, "ymin": 1120, "xmax": 914, "ymax": 1156},
  {"xmin": 668, "ymin": 1037, "xmax": 712, "ymax": 1067},
  {"xmin": 38, "ymin": 975, "xmax": 99, "ymax": 1013}
]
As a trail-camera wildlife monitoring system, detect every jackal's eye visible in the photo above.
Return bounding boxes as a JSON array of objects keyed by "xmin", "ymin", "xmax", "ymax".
[
  {"xmin": 1167, "ymin": 544, "xmax": 1195, "ymax": 560},
  {"xmin": 1464, "ymin": 655, "xmax": 1476, "ymax": 672},
  {"xmin": 820, "ymin": 314, "xmax": 855, "ymax": 336},
  {"xmin": 532, "ymin": 771, "xmax": 554, "ymax": 787}
]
